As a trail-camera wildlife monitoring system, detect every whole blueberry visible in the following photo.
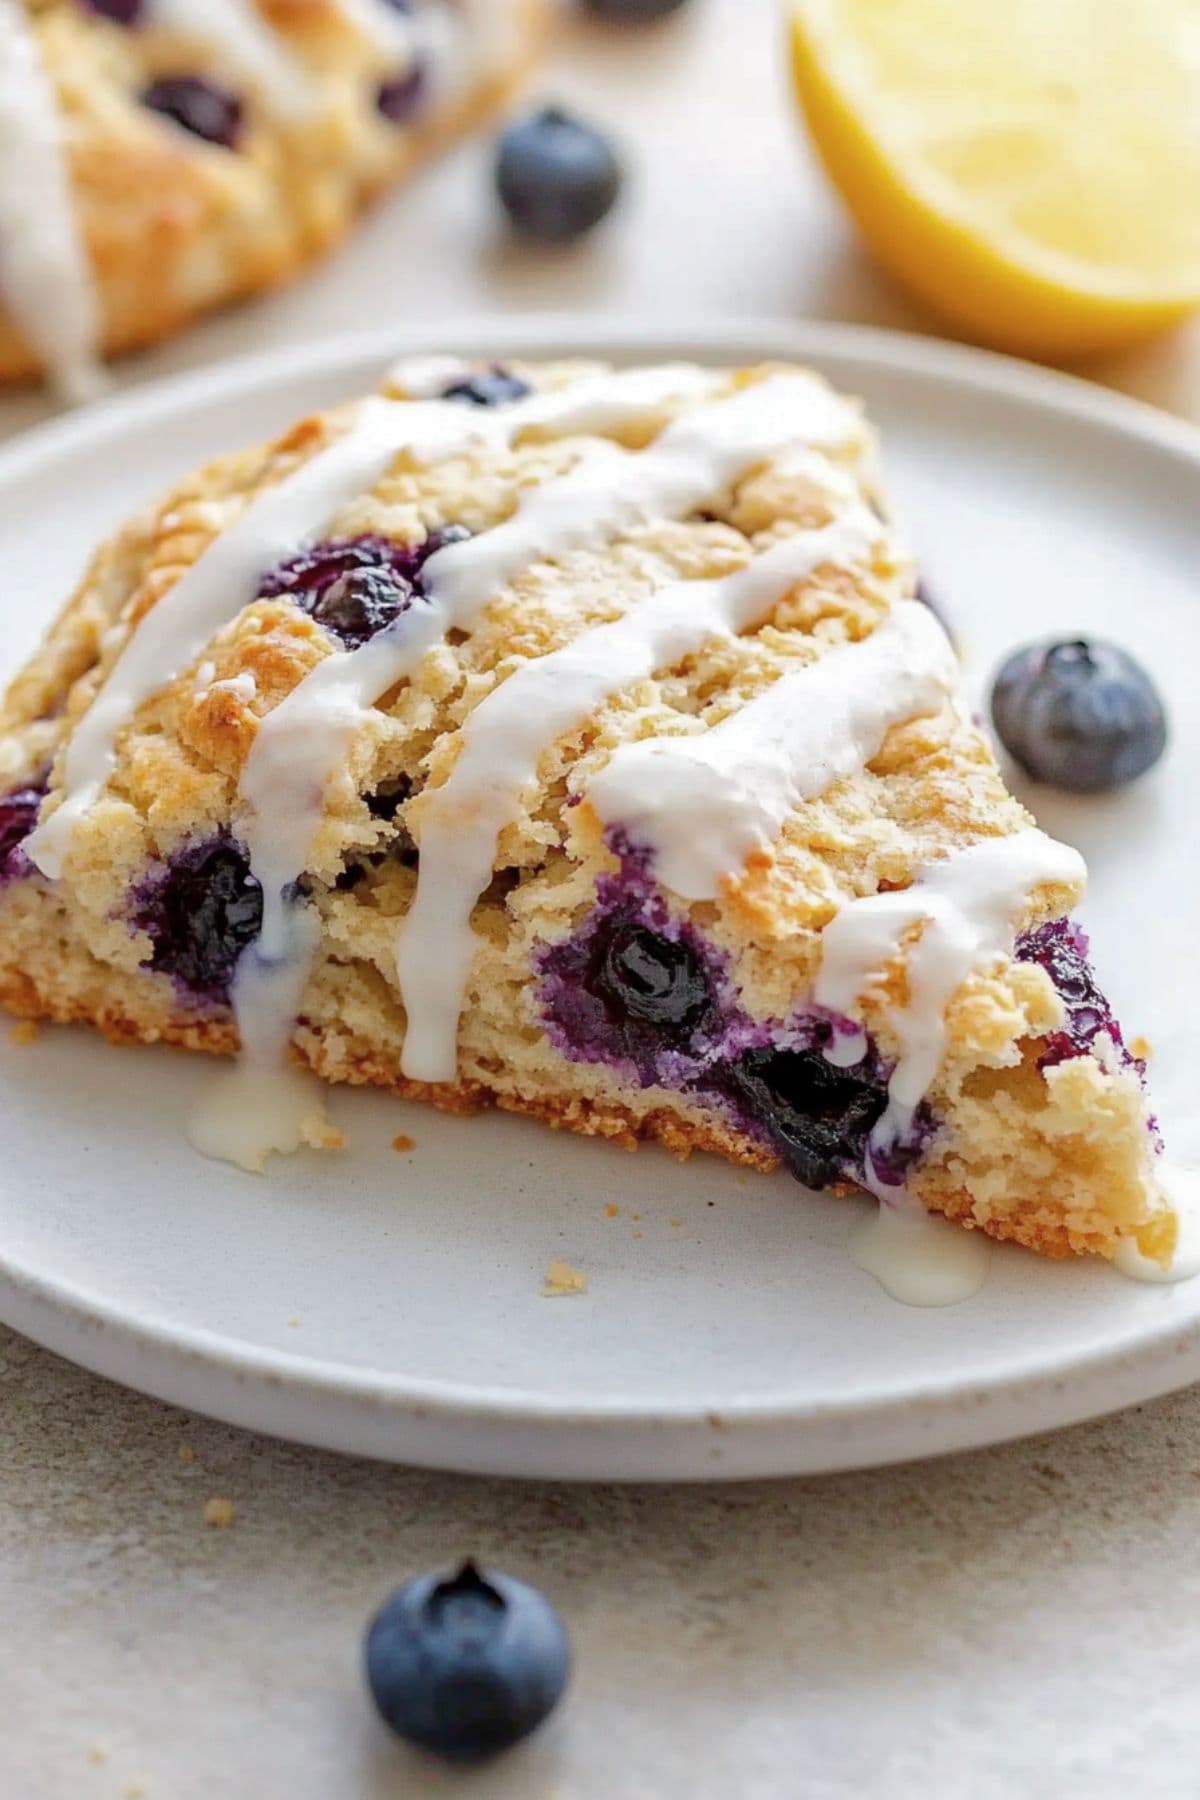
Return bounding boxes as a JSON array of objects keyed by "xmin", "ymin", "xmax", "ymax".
[
  {"xmin": 991, "ymin": 637, "xmax": 1167, "ymax": 793},
  {"xmin": 495, "ymin": 107, "xmax": 622, "ymax": 243},
  {"xmin": 141, "ymin": 76, "xmax": 244, "ymax": 150},
  {"xmin": 365, "ymin": 1562, "xmax": 570, "ymax": 1763},
  {"xmin": 582, "ymin": 0, "xmax": 690, "ymax": 17},
  {"xmin": 441, "ymin": 366, "xmax": 533, "ymax": 408},
  {"xmin": 258, "ymin": 530, "xmax": 468, "ymax": 651},
  {"xmin": 132, "ymin": 837, "xmax": 263, "ymax": 1006}
]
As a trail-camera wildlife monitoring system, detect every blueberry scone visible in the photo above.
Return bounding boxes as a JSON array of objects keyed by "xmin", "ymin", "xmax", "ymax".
[
  {"xmin": 0, "ymin": 354, "xmax": 1175, "ymax": 1266},
  {"xmin": 0, "ymin": 1, "xmax": 544, "ymax": 396}
]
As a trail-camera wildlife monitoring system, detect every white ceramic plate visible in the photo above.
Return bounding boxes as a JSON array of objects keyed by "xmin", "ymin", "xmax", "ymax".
[{"xmin": 2, "ymin": 318, "xmax": 1198, "ymax": 1481}]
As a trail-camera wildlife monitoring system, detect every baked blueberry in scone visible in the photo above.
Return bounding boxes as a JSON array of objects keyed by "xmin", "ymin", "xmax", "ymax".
[
  {"xmin": 0, "ymin": 353, "xmax": 1176, "ymax": 1267},
  {"xmin": 0, "ymin": 1, "xmax": 545, "ymax": 395}
]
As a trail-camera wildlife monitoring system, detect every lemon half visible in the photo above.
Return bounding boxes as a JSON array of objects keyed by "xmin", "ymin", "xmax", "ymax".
[{"xmin": 789, "ymin": 0, "xmax": 1200, "ymax": 359}]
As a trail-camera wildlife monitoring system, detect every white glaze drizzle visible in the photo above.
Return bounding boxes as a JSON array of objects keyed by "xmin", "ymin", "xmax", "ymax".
[
  {"xmin": 398, "ymin": 505, "xmax": 884, "ymax": 1082},
  {"xmin": 0, "ymin": 0, "xmax": 103, "ymax": 401},
  {"xmin": 152, "ymin": 0, "xmax": 316, "ymax": 119},
  {"xmin": 587, "ymin": 600, "xmax": 957, "ymax": 904},
  {"xmin": 815, "ymin": 829, "xmax": 1087, "ymax": 1150},
  {"xmin": 850, "ymin": 1192, "xmax": 993, "ymax": 1307},
  {"xmin": 1114, "ymin": 1165, "xmax": 1200, "ymax": 1285},
  {"xmin": 228, "ymin": 372, "xmax": 860, "ymax": 1129}
]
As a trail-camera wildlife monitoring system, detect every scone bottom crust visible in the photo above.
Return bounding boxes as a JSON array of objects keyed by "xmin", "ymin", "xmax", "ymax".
[{"xmin": 0, "ymin": 353, "xmax": 1177, "ymax": 1281}]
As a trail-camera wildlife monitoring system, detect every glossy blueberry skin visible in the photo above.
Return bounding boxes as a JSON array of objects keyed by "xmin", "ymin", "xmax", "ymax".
[
  {"xmin": 582, "ymin": 0, "xmax": 690, "ymax": 16},
  {"xmin": 365, "ymin": 1562, "xmax": 570, "ymax": 1763},
  {"xmin": 595, "ymin": 919, "xmax": 711, "ymax": 1032},
  {"xmin": 258, "ymin": 530, "xmax": 468, "ymax": 651},
  {"xmin": 441, "ymin": 367, "xmax": 533, "ymax": 408},
  {"xmin": 496, "ymin": 108, "xmax": 622, "ymax": 243},
  {"xmin": 132, "ymin": 837, "xmax": 263, "ymax": 1007},
  {"xmin": 991, "ymin": 638, "xmax": 1167, "ymax": 793},
  {"xmin": 141, "ymin": 76, "xmax": 244, "ymax": 150}
]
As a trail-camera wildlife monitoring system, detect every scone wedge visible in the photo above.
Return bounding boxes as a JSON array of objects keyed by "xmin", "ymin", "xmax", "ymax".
[
  {"xmin": 0, "ymin": 354, "xmax": 1175, "ymax": 1267},
  {"xmin": 0, "ymin": 0, "xmax": 545, "ymax": 394}
]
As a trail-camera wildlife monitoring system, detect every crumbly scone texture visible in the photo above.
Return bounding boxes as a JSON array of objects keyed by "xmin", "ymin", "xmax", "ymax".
[
  {"xmin": 0, "ymin": 0, "xmax": 546, "ymax": 384},
  {"xmin": 0, "ymin": 355, "xmax": 1170, "ymax": 1264}
]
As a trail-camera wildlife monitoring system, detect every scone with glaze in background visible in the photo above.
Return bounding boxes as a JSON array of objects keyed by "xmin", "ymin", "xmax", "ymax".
[{"xmin": 0, "ymin": 0, "xmax": 545, "ymax": 396}]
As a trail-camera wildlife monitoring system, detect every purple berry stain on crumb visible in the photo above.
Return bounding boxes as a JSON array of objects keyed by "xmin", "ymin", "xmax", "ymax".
[
  {"xmin": 258, "ymin": 530, "xmax": 469, "ymax": 652},
  {"xmin": 441, "ymin": 367, "xmax": 532, "ymax": 408},
  {"xmin": 0, "ymin": 777, "xmax": 46, "ymax": 885},
  {"xmin": 132, "ymin": 837, "xmax": 262, "ymax": 1007},
  {"xmin": 539, "ymin": 855, "xmax": 921, "ymax": 1192},
  {"xmin": 377, "ymin": 64, "xmax": 427, "ymax": 125},
  {"xmin": 539, "ymin": 872, "xmax": 725, "ymax": 1089},
  {"xmin": 141, "ymin": 76, "xmax": 244, "ymax": 150},
  {"xmin": 80, "ymin": 0, "xmax": 144, "ymax": 22},
  {"xmin": 1016, "ymin": 917, "xmax": 1141, "ymax": 1073}
]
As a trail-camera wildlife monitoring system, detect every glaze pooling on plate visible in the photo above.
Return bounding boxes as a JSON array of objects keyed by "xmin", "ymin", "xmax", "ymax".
[
  {"xmin": 0, "ymin": 350, "xmax": 1177, "ymax": 1289},
  {"xmin": 0, "ymin": 1, "xmax": 543, "ymax": 391}
]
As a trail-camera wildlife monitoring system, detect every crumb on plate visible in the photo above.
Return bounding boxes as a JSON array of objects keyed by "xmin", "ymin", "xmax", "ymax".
[
  {"xmin": 9, "ymin": 1020, "xmax": 38, "ymax": 1046},
  {"xmin": 203, "ymin": 1496, "xmax": 235, "ymax": 1529},
  {"xmin": 542, "ymin": 1260, "xmax": 588, "ymax": 1298},
  {"xmin": 391, "ymin": 1133, "xmax": 417, "ymax": 1152},
  {"xmin": 604, "ymin": 1202, "xmax": 619, "ymax": 1219}
]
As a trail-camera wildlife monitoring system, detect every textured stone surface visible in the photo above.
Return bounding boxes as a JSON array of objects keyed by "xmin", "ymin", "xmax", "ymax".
[
  {"xmin": 6, "ymin": 1331, "xmax": 1200, "ymax": 1799},
  {"xmin": 4, "ymin": 1, "xmax": 1200, "ymax": 1793}
]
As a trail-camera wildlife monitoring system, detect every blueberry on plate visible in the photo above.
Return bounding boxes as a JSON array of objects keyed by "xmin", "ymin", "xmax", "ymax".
[
  {"xmin": 365, "ymin": 1561, "xmax": 570, "ymax": 1763},
  {"xmin": 582, "ymin": 0, "xmax": 691, "ymax": 16},
  {"xmin": 990, "ymin": 637, "xmax": 1167, "ymax": 793},
  {"xmin": 495, "ymin": 107, "xmax": 622, "ymax": 243}
]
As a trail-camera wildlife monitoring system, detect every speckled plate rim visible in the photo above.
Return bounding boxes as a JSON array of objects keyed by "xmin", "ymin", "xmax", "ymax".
[{"xmin": 2, "ymin": 314, "xmax": 1199, "ymax": 1482}]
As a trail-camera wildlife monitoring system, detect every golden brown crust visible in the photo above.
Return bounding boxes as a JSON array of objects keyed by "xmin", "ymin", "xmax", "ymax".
[{"xmin": 0, "ymin": 0, "xmax": 548, "ymax": 385}]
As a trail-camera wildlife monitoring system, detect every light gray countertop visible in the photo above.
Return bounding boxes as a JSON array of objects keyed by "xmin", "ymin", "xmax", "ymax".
[{"xmin": 5, "ymin": 3, "xmax": 1200, "ymax": 1794}]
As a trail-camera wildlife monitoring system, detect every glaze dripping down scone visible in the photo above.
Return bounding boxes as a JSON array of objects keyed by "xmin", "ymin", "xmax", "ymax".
[
  {"xmin": 0, "ymin": 354, "xmax": 1174, "ymax": 1265},
  {"xmin": 0, "ymin": 0, "xmax": 544, "ymax": 394}
]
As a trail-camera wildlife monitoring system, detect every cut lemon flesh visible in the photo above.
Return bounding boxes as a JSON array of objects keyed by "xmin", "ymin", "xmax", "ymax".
[{"xmin": 789, "ymin": 0, "xmax": 1200, "ymax": 358}]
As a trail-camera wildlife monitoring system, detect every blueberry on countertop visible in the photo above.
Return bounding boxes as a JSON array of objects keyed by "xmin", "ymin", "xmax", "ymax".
[
  {"xmin": 365, "ymin": 1561, "xmax": 571, "ymax": 1762},
  {"xmin": 496, "ymin": 107, "xmax": 623, "ymax": 243},
  {"xmin": 990, "ymin": 637, "xmax": 1167, "ymax": 793}
]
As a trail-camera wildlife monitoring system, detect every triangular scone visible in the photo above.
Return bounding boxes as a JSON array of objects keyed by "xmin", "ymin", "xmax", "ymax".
[
  {"xmin": 0, "ymin": 1, "xmax": 544, "ymax": 395},
  {"xmin": 0, "ymin": 354, "xmax": 1174, "ymax": 1265}
]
